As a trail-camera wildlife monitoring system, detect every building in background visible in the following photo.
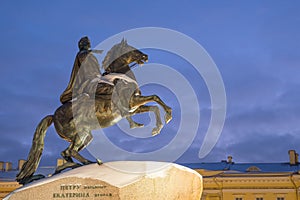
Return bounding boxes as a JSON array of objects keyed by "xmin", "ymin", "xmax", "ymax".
[
  {"xmin": 0, "ymin": 162, "xmax": 4, "ymax": 172},
  {"xmin": 4, "ymin": 163, "xmax": 12, "ymax": 172},
  {"xmin": 1, "ymin": 151, "xmax": 300, "ymax": 200},
  {"xmin": 192, "ymin": 151, "xmax": 300, "ymax": 200},
  {"xmin": 17, "ymin": 160, "xmax": 26, "ymax": 171}
]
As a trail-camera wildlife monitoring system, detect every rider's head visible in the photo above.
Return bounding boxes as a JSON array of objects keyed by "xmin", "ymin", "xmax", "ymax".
[{"xmin": 78, "ymin": 36, "xmax": 91, "ymax": 50}]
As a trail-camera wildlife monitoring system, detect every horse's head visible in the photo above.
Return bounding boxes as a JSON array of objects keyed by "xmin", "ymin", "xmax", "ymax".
[{"xmin": 102, "ymin": 39, "xmax": 148, "ymax": 74}]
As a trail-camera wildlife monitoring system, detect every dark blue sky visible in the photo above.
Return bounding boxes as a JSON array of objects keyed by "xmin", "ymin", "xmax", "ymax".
[{"xmin": 1, "ymin": 1, "xmax": 300, "ymax": 167}]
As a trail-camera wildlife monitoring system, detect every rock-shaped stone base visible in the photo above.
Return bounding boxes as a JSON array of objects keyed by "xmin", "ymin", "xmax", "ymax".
[{"xmin": 5, "ymin": 161, "xmax": 202, "ymax": 200}]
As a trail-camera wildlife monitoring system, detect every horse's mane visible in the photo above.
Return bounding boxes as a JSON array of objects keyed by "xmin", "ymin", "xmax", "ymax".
[{"xmin": 102, "ymin": 39, "xmax": 135, "ymax": 70}]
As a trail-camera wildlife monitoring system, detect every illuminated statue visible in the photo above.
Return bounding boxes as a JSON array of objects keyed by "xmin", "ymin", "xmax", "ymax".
[{"xmin": 16, "ymin": 38, "xmax": 172, "ymax": 185}]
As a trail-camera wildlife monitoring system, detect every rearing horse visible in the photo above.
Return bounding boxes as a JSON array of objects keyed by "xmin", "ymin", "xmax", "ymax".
[{"xmin": 16, "ymin": 39, "xmax": 172, "ymax": 184}]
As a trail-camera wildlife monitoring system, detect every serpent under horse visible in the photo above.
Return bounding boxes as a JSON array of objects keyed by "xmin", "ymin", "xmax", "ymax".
[{"xmin": 16, "ymin": 39, "xmax": 172, "ymax": 184}]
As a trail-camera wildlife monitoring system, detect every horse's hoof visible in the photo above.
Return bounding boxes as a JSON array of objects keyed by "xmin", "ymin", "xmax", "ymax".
[
  {"xmin": 18, "ymin": 174, "xmax": 45, "ymax": 185},
  {"xmin": 130, "ymin": 122, "xmax": 144, "ymax": 129},
  {"xmin": 83, "ymin": 160, "xmax": 95, "ymax": 165},
  {"xmin": 165, "ymin": 113, "xmax": 172, "ymax": 124},
  {"xmin": 152, "ymin": 126, "xmax": 162, "ymax": 136},
  {"xmin": 165, "ymin": 107, "xmax": 172, "ymax": 124},
  {"xmin": 97, "ymin": 159, "xmax": 103, "ymax": 165}
]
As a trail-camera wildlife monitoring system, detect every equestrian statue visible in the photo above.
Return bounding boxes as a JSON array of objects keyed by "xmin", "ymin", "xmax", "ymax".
[{"xmin": 16, "ymin": 36, "xmax": 172, "ymax": 185}]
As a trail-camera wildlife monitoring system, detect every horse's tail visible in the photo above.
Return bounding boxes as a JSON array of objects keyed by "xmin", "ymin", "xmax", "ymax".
[{"xmin": 16, "ymin": 115, "xmax": 53, "ymax": 184}]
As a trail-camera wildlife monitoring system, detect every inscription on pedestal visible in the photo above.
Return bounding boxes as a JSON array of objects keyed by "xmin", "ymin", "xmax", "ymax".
[{"xmin": 52, "ymin": 184, "xmax": 114, "ymax": 198}]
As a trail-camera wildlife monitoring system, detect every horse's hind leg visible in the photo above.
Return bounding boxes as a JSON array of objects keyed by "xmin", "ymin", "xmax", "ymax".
[
  {"xmin": 54, "ymin": 130, "xmax": 94, "ymax": 174},
  {"xmin": 68, "ymin": 130, "xmax": 94, "ymax": 165},
  {"xmin": 61, "ymin": 149, "xmax": 73, "ymax": 163},
  {"xmin": 132, "ymin": 105, "xmax": 163, "ymax": 136},
  {"xmin": 61, "ymin": 130, "xmax": 93, "ymax": 162}
]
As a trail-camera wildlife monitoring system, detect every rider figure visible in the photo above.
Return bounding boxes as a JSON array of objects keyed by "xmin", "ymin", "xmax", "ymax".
[
  {"xmin": 60, "ymin": 36, "xmax": 102, "ymax": 104},
  {"xmin": 60, "ymin": 37, "xmax": 141, "ymax": 127}
]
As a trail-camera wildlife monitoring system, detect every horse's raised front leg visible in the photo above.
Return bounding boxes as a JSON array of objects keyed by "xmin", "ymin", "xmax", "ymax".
[
  {"xmin": 130, "ymin": 95, "xmax": 172, "ymax": 124},
  {"xmin": 131, "ymin": 105, "xmax": 163, "ymax": 136}
]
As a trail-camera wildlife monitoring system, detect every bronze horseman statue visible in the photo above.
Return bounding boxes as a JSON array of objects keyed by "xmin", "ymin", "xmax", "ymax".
[{"xmin": 16, "ymin": 36, "xmax": 172, "ymax": 185}]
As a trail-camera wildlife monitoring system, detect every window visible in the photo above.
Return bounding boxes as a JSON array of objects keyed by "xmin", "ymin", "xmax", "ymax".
[
  {"xmin": 256, "ymin": 198, "xmax": 263, "ymax": 200},
  {"xmin": 235, "ymin": 198, "xmax": 243, "ymax": 200},
  {"xmin": 277, "ymin": 198, "xmax": 284, "ymax": 200},
  {"xmin": 246, "ymin": 166, "xmax": 261, "ymax": 172}
]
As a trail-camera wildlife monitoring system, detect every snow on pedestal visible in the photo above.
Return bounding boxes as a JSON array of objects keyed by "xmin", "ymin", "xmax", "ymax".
[{"xmin": 5, "ymin": 161, "xmax": 202, "ymax": 200}]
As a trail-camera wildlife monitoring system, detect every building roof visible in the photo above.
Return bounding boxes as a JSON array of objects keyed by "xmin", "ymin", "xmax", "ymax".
[
  {"xmin": 182, "ymin": 162, "xmax": 300, "ymax": 173},
  {"xmin": 1, "ymin": 162, "xmax": 300, "ymax": 182}
]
